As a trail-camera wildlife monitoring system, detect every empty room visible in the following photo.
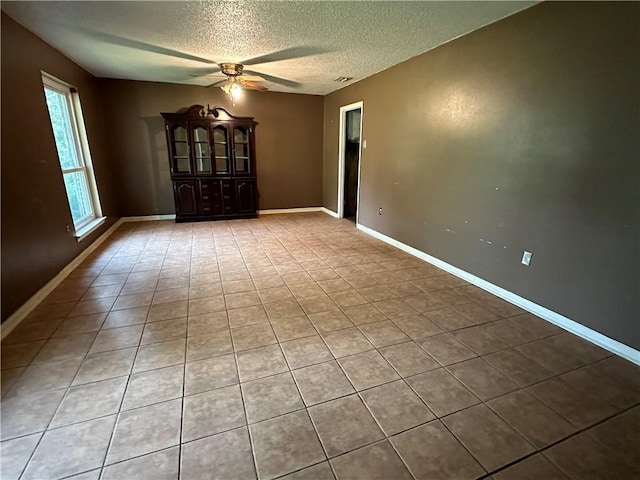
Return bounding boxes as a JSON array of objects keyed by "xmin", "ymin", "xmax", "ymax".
[{"xmin": 1, "ymin": 1, "xmax": 639, "ymax": 479}]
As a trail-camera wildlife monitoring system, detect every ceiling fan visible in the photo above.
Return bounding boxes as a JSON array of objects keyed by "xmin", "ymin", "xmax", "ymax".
[{"xmin": 195, "ymin": 62, "xmax": 268, "ymax": 103}]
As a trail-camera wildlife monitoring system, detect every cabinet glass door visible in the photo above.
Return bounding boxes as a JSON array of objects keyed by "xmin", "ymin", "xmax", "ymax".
[
  {"xmin": 213, "ymin": 126, "xmax": 230, "ymax": 174},
  {"xmin": 233, "ymin": 126, "xmax": 250, "ymax": 174},
  {"xmin": 193, "ymin": 126, "xmax": 212, "ymax": 174},
  {"xmin": 170, "ymin": 125, "xmax": 191, "ymax": 174}
]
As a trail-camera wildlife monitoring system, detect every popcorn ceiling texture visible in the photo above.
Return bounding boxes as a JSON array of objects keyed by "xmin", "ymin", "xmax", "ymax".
[{"xmin": 2, "ymin": 1, "xmax": 535, "ymax": 95}]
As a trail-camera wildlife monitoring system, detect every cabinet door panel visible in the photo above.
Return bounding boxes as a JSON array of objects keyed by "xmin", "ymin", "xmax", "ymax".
[
  {"xmin": 167, "ymin": 123, "xmax": 191, "ymax": 175},
  {"xmin": 232, "ymin": 126, "xmax": 251, "ymax": 175},
  {"xmin": 235, "ymin": 179, "xmax": 256, "ymax": 213},
  {"xmin": 191, "ymin": 124, "xmax": 212, "ymax": 175},
  {"xmin": 174, "ymin": 180, "xmax": 197, "ymax": 215},
  {"xmin": 212, "ymin": 125, "xmax": 231, "ymax": 174},
  {"xmin": 221, "ymin": 180, "xmax": 235, "ymax": 214}
]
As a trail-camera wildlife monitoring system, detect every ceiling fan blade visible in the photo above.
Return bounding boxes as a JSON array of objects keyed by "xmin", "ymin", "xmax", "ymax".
[
  {"xmin": 239, "ymin": 79, "xmax": 268, "ymax": 92},
  {"xmin": 206, "ymin": 79, "xmax": 228, "ymax": 88},
  {"xmin": 77, "ymin": 28, "xmax": 217, "ymax": 64},
  {"xmin": 241, "ymin": 46, "xmax": 328, "ymax": 66},
  {"xmin": 244, "ymin": 70, "xmax": 300, "ymax": 88},
  {"xmin": 238, "ymin": 74, "xmax": 265, "ymax": 82}
]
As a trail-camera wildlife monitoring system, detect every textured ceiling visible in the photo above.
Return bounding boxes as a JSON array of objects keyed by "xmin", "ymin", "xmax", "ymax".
[{"xmin": 2, "ymin": 1, "xmax": 536, "ymax": 95}]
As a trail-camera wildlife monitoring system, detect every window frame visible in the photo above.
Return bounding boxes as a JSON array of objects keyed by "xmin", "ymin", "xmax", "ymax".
[{"xmin": 42, "ymin": 72, "xmax": 105, "ymax": 241}]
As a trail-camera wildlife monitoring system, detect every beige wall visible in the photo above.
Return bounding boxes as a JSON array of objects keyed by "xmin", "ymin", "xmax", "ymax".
[
  {"xmin": 1, "ymin": 14, "xmax": 119, "ymax": 321},
  {"xmin": 98, "ymin": 80, "xmax": 324, "ymax": 214},
  {"xmin": 323, "ymin": 2, "xmax": 640, "ymax": 348}
]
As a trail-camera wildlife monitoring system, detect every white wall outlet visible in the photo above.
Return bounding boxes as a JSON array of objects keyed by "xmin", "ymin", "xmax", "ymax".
[
  {"xmin": 378, "ymin": 207, "xmax": 383, "ymax": 215},
  {"xmin": 363, "ymin": 139, "xmax": 367, "ymax": 149},
  {"xmin": 521, "ymin": 251, "xmax": 533, "ymax": 266}
]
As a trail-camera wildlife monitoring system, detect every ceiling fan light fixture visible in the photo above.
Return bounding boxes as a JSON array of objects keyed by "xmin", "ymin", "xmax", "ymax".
[{"xmin": 333, "ymin": 76, "xmax": 353, "ymax": 83}]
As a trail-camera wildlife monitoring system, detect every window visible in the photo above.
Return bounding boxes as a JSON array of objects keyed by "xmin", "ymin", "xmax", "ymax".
[{"xmin": 42, "ymin": 73, "xmax": 104, "ymax": 240}]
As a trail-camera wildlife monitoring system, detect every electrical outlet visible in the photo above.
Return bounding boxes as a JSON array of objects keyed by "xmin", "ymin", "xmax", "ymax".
[
  {"xmin": 521, "ymin": 251, "xmax": 532, "ymax": 266},
  {"xmin": 65, "ymin": 224, "xmax": 71, "ymax": 233},
  {"xmin": 379, "ymin": 207, "xmax": 383, "ymax": 215}
]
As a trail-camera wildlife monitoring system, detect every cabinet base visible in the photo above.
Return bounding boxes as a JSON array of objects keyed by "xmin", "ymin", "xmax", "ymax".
[{"xmin": 175, "ymin": 212, "xmax": 258, "ymax": 223}]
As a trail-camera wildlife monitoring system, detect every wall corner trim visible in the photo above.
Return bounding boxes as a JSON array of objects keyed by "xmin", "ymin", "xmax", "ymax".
[
  {"xmin": 259, "ymin": 207, "xmax": 323, "ymax": 215},
  {"xmin": 1, "ymin": 218, "xmax": 125, "ymax": 340},
  {"xmin": 321, "ymin": 208, "xmax": 339, "ymax": 218},
  {"xmin": 356, "ymin": 222, "xmax": 640, "ymax": 366}
]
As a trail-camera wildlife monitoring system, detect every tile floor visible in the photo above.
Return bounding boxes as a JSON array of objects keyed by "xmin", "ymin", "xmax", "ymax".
[{"xmin": 1, "ymin": 213, "xmax": 639, "ymax": 480}]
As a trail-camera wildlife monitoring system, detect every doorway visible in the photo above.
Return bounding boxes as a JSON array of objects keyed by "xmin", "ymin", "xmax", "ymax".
[{"xmin": 338, "ymin": 102, "xmax": 363, "ymax": 222}]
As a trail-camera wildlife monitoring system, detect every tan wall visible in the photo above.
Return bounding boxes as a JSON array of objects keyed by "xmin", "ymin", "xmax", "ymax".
[
  {"xmin": 323, "ymin": 2, "xmax": 640, "ymax": 348},
  {"xmin": 98, "ymin": 80, "xmax": 324, "ymax": 214},
  {"xmin": 1, "ymin": 14, "xmax": 120, "ymax": 321}
]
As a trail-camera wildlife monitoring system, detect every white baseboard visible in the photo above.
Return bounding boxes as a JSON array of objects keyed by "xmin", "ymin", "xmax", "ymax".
[
  {"xmin": 258, "ymin": 207, "xmax": 323, "ymax": 215},
  {"xmin": 357, "ymin": 223, "xmax": 640, "ymax": 366},
  {"xmin": 121, "ymin": 214, "xmax": 176, "ymax": 222},
  {"xmin": 321, "ymin": 208, "xmax": 339, "ymax": 218},
  {"xmin": 1, "ymin": 218, "xmax": 125, "ymax": 340}
]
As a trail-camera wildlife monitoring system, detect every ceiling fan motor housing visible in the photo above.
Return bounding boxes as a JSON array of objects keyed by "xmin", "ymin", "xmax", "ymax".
[{"xmin": 220, "ymin": 63, "xmax": 244, "ymax": 76}]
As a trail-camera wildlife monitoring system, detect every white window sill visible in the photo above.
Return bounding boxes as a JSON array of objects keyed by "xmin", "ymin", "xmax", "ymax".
[{"xmin": 75, "ymin": 216, "xmax": 106, "ymax": 242}]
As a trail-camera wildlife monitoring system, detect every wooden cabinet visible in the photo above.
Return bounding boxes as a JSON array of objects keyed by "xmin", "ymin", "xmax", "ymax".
[{"xmin": 161, "ymin": 105, "xmax": 258, "ymax": 222}]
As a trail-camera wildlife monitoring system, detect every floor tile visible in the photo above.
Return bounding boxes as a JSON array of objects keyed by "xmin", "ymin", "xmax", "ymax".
[
  {"xmin": 373, "ymin": 299, "xmax": 419, "ymax": 319},
  {"xmin": 447, "ymin": 357, "xmax": 519, "ymax": 401},
  {"xmin": 452, "ymin": 324, "xmax": 509, "ymax": 355},
  {"xmin": 51, "ymin": 376, "xmax": 128, "ymax": 427},
  {"xmin": 180, "ymin": 427, "xmax": 255, "ymax": 480},
  {"xmin": 330, "ymin": 441, "xmax": 413, "ymax": 480},
  {"xmin": 148, "ymin": 301, "xmax": 189, "ymax": 323},
  {"xmin": 242, "ymin": 371, "xmax": 304, "ymax": 423},
  {"xmin": 390, "ymin": 421, "xmax": 485, "ymax": 480},
  {"xmin": 487, "ymin": 390, "xmax": 576, "ymax": 448},
  {"xmin": 406, "ymin": 368, "xmax": 480, "ymax": 417},
  {"xmin": 1, "ymin": 389, "xmax": 65, "ymax": 440},
  {"xmin": 517, "ymin": 337, "xmax": 586, "ymax": 375},
  {"xmin": 544, "ymin": 432, "xmax": 637, "ymax": 479},
  {"xmin": 279, "ymin": 461, "xmax": 335, "ymax": 480},
  {"xmin": 358, "ymin": 320, "xmax": 410, "ymax": 348},
  {"xmin": 308, "ymin": 394, "xmax": 384, "ymax": 457},
  {"xmin": 182, "ymin": 384, "xmax": 246, "ymax": 442},
  {"xmin": 0, "ymin": 433, "xmax": 41, "ymax": 480},
  {"xmin": 236, "ymin": 344, "xmax": 288, "ymax": 382},
  {"xmin": 122, "ymin": 364, "xmax": 184, "ymax": 410},
  {"xmin": 133, "ymin": 339, "xmax": 185, "ymax": 373},
  {"xmin": 443, "ymin": 404, "xmax": 535, "ymax": 472},
  {"xmin": 187, "ymin": 311, "xmax": 229, "ymax": 336},
  {"xmin": 106, "ymin": 399, "xmax": 182, "ymax": 464},
  {"xmin": 484, "ymin": 318, "xmax": 538, "ymax": 347},
  {"xmin": 361, "ymin": 380, "xmax": 434, "ymax": 435},
  {"xmin": 402, "ymin": 293, "xmax": 445, "ymax": 313},
  {"xmin": 272, "ymin": 316, "xmax": 316, "ymax": 342},
  {"xmin": 225, "ymin": 291, "xmax": 262, "ymax": 309},
  {"xmin": 321, "ymin": 327, "xmax": 374, "ymax": 358},
  {"xmin": 298, "ymin": 294, "xmax": 339, "ymax": 315},
  {"xmin": 73, "ymin": 348, "xmax": 135, "ymax": 385},
  {"xmin": 264, "ymin": 299, "xmax": 306, "ymax": 319},
  {"xmin": 391, "ymin": 314, "xmax": 444, "ymax": 340},
  {"xmin": 22, "ymin": 415, "xmax": 116, "ymax": 479},
  {"xmin": 1, "ymin": 341, "xmax": 45, "ymax": 370},
  {"xmin": 293, "ymin": 360, "xmax": 355, "ymax": 406},
  {"xmin": 52, "ymin": 313, "xmax": 106, "ymax": 337},
  {"xmin": 231, "ymin": 323, "xmax": 277, "ymax": 351},
  {"xmin": 509, "ymin": 313, "xmax": 562, "ymax": 339},
  {"xmin": 102, "ymin": 447, "xmax": 179, "ymax": 480},
  {"xmin": 68, "ymin": 297, "xmax": 117, "ymax": 317},
  {"xmin": 185, "ymin": 353, "xmax": 238, "ymax": 395},
  {"xmin": 379, "ymin": 341, "xmax": 439, "ymax": 377},
  {"xmin": 141, "ymin": 318, "xmax": 187, "ymax": 345},
  {"xmin": 527, "ymin": 378, "xmax": 619, "ymax": 429},
  {"xmin": 103, "ymin": 307, "xmax": 149, "ymax": 329},
  {"xmin": 90, "ymin": 325, "xmax": 144, "ymax": 353},
  {"xmin": 342, "ymin": 304, "xmax": 387, "ymax": 326},
  {"xmin": 560, "ymin": 363, "xmax": 640, "ymax": 410},
  {"xmin": 187, "ymin": 295, "xmax": 226, "ymax": 315},
  {"xmin": 308, "ymin": 310, "xmax": 354, "ymax": 332},
  {"xmin": 586, "ymin": 406, "xmax": 640, "ymax": 469},
  {"xmin": 423, "ymin": 307, "xmax": 476, "ymax": 331},
  {"xmin": 250, "ymin": 410, "xmax": 326, "ymax": 479},
  {"xmin": 112, "ymin": 291, "xmax": 154, "ymax": 310},
  {"xmin": 492, "ymin": 454, "xmax": 569, "ymax": 480},
  {"xmin": 337, "ymin": 350, "xmax": 400, "ymax": 390},
  {"xmin": 227, "ymin": 304, "xmax": 269, "ymax": 328},
  {"xmin": 281, "ymin": 335, "xmax": 334, "ymax": 369},
  {"xmin": 258, "ymin": 286, "xmax": 294, "ymax": 304},
  {"xmin": 484, "ymin": 348, "xmax": 554, "ymax": 387},
  {"xmin": 418, "ymin": 333, "xmax": 477, "ymax": 365},
  {"xmin": 186, "ymin": 330, "xmax": 233, "ymax": 362},
  {"xmin": 12, "ymin": 357, "xmax": 83, "ymax": 394},
  {"xmin": 33, "ymin": 333, "xmax": 96, "ymax": 364}
]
